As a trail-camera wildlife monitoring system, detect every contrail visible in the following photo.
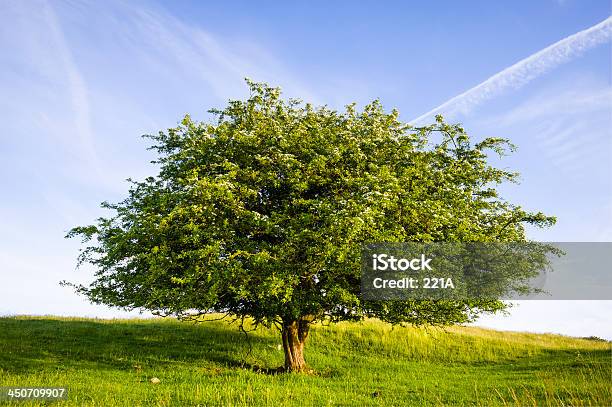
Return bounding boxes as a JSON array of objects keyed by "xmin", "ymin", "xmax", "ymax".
[{"xmin": 410, "ymin": 16, "xmax": 612, "ymax": 125}]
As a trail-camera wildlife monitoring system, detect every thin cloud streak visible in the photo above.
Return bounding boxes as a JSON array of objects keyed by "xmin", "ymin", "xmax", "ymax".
[
  {"xmin": 410, "ymin": 16, "xmax": 612, "ymax": 124},
  {"xmin": 118, "ymin": 1, "xmax": 320, "ymax": 104},
  {"xmin": 476, "ymin": 82, "xmax": 611, "ymax": 179},
  {"xmin": 40, "ymin": 2, "xmax": 101, "ymax": 172}
]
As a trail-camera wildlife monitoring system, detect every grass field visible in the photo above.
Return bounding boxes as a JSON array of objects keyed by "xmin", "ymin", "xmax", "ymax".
[{"xmin": 0, "ymin": 316, "xmax": 610, "ymax": 406}]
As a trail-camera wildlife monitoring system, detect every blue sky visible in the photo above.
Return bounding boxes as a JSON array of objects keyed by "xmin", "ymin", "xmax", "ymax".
[{"xmin": 0, "ymin": 0, "xmax": 611, "ymax": 338}]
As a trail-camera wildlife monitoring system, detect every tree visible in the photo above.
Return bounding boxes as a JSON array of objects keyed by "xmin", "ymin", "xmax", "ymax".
[{"xmin": 65, "ymin": 80, "xmax": 556, "ymax": 372}]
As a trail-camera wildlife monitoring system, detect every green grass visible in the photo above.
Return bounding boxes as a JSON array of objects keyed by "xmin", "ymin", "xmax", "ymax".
[{"xmin": 0, "ymin": 316, "xmax": 610, "ymax": 406}]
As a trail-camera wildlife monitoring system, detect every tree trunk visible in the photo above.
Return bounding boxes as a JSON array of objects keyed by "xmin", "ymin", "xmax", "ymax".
[{"xmin": 281, "ymin": 317, "xmax": 312, "ymax": 372}]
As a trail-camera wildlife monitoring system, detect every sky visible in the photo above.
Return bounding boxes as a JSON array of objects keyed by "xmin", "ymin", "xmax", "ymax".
[{"xmin": 0, "ymin": 0, "xmax": 611, "ymax": 338}]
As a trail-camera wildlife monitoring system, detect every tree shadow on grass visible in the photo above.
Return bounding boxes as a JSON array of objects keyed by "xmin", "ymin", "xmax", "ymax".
[{"xmin": 0, "ymin": 318, "xmax": 278, "ymax": 375}]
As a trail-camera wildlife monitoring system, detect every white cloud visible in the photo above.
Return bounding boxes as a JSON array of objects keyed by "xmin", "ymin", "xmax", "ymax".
[
  {"xmin": 478, "ymin": 82, "xmax": 611, "ymax": 179},
  {"xmin": 110, "ymin": 1, "xmax": 319, "ymax": 103},
  {"xmin": 410, "ymin": 16, "xmax": 612, "ymax": 124}
]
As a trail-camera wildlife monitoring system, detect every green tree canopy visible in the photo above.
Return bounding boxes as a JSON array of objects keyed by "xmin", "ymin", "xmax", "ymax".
[{"xmin": 66, "ymin": 80, "xmax": 555, "ymax": 371}]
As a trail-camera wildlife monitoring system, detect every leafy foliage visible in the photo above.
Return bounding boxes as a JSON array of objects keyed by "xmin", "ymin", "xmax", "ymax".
[{"xmin": 66, "ymin": 80, "xmax": 555, "ymax": 332}]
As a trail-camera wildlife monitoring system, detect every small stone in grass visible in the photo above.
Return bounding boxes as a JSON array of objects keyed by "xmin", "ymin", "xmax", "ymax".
[{"xmin": 150, "ymin": 377, "xmax": 161, "ymax": 384}]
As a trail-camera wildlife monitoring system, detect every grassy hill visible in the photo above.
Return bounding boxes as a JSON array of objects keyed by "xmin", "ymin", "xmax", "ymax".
[{"xmin": 0, "ymin": 316, "xmax": 609, "ymax": 406}]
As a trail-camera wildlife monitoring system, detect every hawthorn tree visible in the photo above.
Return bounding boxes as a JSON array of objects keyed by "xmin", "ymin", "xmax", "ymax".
[{"xmin": 66, "ymin": 80, "xmax": 555, "ymax": 372}]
